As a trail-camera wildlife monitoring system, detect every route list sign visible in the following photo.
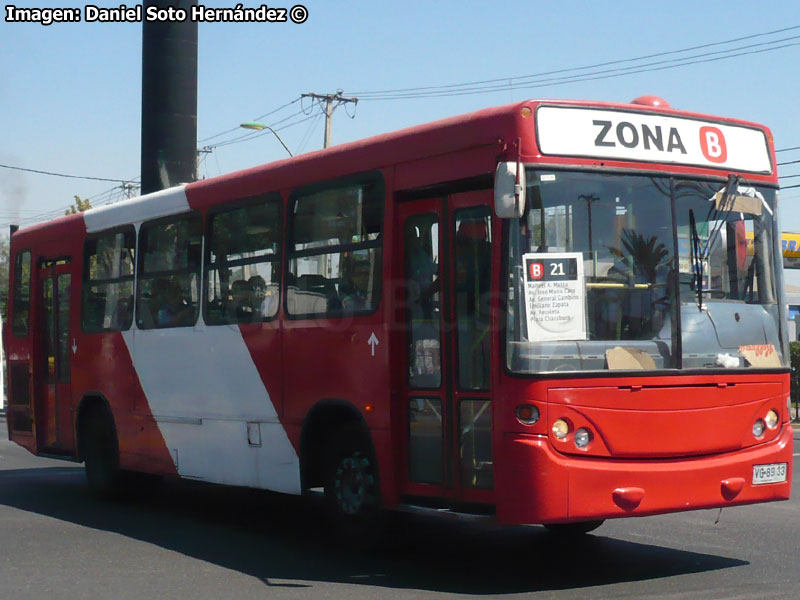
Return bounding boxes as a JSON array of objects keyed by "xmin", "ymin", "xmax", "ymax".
[{"xmin": 522, "ymin": 252, "xmax": 587, "ymax": 342}]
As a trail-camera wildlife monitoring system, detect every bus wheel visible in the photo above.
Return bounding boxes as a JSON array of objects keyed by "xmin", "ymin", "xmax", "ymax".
[
  {"xmin": 82, "ymin": 405, "xmax": 122, "ymax": 499},
  {"xmin": 324, "ymin": 425, "xmax": 384, "ymax": 545},
  {"xmin": 544, "ymin": 520, "xmax": 605, "ymax": 536}
]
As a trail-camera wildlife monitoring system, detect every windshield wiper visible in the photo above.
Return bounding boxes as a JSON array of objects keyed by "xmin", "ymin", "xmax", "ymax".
[
  {"xmin": 689, "ymin": 208, "xmax": 705, "ymax": 310},
  {"xmin": 688, "ymin": 174, "xmax": 740, "ymax": 311}
]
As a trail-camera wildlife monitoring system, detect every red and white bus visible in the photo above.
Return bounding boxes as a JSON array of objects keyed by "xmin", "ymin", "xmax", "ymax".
[{"xmin": 4, "ymin": 96, "xmax": 792, "ymax": 534}]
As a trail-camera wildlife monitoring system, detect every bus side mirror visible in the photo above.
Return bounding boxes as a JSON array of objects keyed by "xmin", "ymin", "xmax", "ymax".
[{"xmin": 494, "ymin": 162, "xmax": 526, "ymax": 219}]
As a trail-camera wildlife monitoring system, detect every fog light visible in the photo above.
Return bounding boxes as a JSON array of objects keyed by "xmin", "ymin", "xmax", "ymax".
[
  {"xmin": 765, "ymin": 410, "xmax": 779, "ymax": 429},
  {"xmin": 753, "ymin": 419, "xmax": 765, "ymax": 438},
  {"xmin": 552, "ymin": 419, "xmax": 569, "ymax": 440},
  {"xmin": 516, "ymin": 404, "xmax": 540, "ymax": 425},
  {"xmin": 574, "ymin": 428, "xmax": 591, "ymax": 449}
]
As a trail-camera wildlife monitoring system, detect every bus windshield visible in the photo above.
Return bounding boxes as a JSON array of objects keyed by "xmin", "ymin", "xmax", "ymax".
[{"xmin": 505, "ymin": 169, "xmax": 785, "ymax": 373}]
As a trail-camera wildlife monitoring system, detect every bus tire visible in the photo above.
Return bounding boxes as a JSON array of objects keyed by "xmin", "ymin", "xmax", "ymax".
[
  {"xmin": 544, "ymin": 520, "xmax": 605, "ymax": 536},
  {"xmin": 81, "ymin": 405, "xmax": 122, "ymax": 499},
  {"xmin": 323, "ymin": 423, "xmax": 385, "ymax": 546}
]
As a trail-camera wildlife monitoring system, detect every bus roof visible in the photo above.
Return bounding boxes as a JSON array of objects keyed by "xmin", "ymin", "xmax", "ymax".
[{"xmin": 12, "ymin": 97, "xmax": 778, "ymax": 243}]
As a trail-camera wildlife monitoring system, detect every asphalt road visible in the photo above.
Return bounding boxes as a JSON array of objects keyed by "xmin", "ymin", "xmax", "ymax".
[{"xmin": 1, "ymin": 414, "xmax": 799, "ymax": 600}]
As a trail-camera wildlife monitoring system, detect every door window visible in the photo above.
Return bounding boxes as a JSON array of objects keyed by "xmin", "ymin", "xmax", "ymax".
[
  {"xmin": 56, "ymin": 274, "xmax": 71, "ymax": 383},
  {"xmin": 405, "ymin": 213, "xmax": 441, "ymax": 389},
  {"xmin": 42, "ymin": 277, "xmax": 55, "ymax": 383},
  {"xmin": 454, "ymin": 207, "xmax": 492, "ymax": 391},
  {"xmin": 408, "ymin": 397, "xmax": 443, "ymax": 484},
  {"xmin": 459, "ymin": 399, "xmax": 493, "ymax": 489}
]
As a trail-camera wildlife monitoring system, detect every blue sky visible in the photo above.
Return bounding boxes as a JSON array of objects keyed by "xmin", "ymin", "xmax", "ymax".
[{"xmin": 2, "ymin": 0, "xmax": 800, "ymax": 232}]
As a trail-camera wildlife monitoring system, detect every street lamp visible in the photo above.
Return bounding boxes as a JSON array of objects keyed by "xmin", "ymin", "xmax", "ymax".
[{"xmin": 239, "ymin": 122, "xmax": 294, "ymax": 157}]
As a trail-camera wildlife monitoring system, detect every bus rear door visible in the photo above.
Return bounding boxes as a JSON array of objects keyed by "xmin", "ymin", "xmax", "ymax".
[
  {"xmin": 34, "ymin": 257, "xmax": 75, "ymax": 454},
  {"xmin": 398, "ymin": 189, "xmax": 494, "ymax": 506}
]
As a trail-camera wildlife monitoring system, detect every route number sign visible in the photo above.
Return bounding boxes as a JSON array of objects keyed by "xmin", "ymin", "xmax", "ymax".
[{"xmin": 522, "ymin": 252, "xmax": 587, "ymax": 342}]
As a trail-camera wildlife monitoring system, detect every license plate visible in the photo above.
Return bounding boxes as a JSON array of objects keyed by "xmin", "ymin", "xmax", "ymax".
[{"xmin": 752, "ymin": 462, "xmax": 788, "ymax": 485}]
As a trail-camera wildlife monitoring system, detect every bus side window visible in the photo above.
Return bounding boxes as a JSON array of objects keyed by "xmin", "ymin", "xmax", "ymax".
[
  {"xmin": 82, "ymin": 227, "xmax": 135, "ymax": 333},
  {"xmin": 136, "ymin": 213, "xmax": 202, "ymax": 330},
  {"xmin": 11, "ymin": 250, "xmax": 32, "ymax": 337},
  {"xmin": 287, "ymin": 176, "xmax": 384, "ymax": 318},
  {"xmin": 205, "ymin": 196, "xmax": 282, "ymax": 325}
]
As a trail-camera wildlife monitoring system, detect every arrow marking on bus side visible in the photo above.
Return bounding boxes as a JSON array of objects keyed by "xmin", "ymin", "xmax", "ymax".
[
  {"xmin": 368, "ymin": 332, "xmax": 379, "ymax": 357},
  {"xmin": 72, "ymin": 339, "xmax": 77, "ymax": 354}
]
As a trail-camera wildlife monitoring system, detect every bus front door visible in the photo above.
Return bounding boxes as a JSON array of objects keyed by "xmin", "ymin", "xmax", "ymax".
[
  {"xmin": 398, "ymin": 190, "xmax": 494, "ymax": 506},
  {"xmin": 34, "ymin": 258, "xmax": 74, "ymax": 454}
]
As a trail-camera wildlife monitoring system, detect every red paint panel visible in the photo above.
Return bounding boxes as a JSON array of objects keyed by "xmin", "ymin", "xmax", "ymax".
[
  {"xmin": 72, "ymin": 331, "xmax": 176, "ymax": 475},
  {"xmin": 495, "ymin": 374, "xmax": 789, "ymax": 442},
  {"xmin": 548, "ymin": 382, "xmax": 782, "ymax": 411},
  {"xmin": 237, "ymin": 321, "xmax": 284, "ymax": 425},
  {"xmin": 545, "ymin": 383, "xmax": 785, "ymax": 458},
  {"xmin": 496, "ymin": 425, "xmax": 792, "ymax": 525},
  {"xmin": 545, "ymin": 396, "xmax": 783, "ymax": 458},
  {"xmin": 393, "ymin": 145, "xmax": 497, "ymax": 191},
  {"xmin": 282, "ymin": 318, "xmax": 391, "ymax": 434}
]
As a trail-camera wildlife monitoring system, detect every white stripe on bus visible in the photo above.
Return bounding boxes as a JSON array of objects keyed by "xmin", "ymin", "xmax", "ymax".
[
  {"xmin": 83, "ymin": 185, "xmax": 190, "ymax": 233},
  {"xmin": 121, "ymin": 321, "xmax": 301, "ymax": 494}
]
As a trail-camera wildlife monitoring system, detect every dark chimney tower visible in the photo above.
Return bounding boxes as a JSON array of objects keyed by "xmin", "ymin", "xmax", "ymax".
[{"xmin": 141, "ymin": 0, "xmax": 198, "ymax": 195}]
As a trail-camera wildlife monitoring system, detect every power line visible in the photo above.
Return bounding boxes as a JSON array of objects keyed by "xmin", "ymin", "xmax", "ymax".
[
  {"xmin": 777, "ymin": 146, "xmax": 800, "ymax": 153},
  {"xmin": 0, "ymin": 176, "xmax": 142, "ymax": 230},
  {"xmin": 86, "ymin": 177, "xmax": 140, "ymax": 203},
  {"xmin": 779, "ymin": 159, "xmax": 800, "ymax": 166},
  {"xmin": 203, "ymin": 101, "xmax": 321, "ymax": 150},
  {"xmin": 363, "ymin": 40, "xmax": 799, "ymax": 99},
  {"xmin": 0, "ymin": 162, "xmax": 134, "ymax": 183},
  {"xmin": 1, "ymin": 109, "xmax": 322, "ymax": 231},
  {"xmin": 251, "ymin": 97, "xmax": 303, "ymax": 124},
  {"xmin": 354, "ymin": 32, "xmax": 800, "ymax": 100},
  {"xmin": 212, "ymin": 110, "xmax": 320, "ymax": 150},
  {"xmin": 352, "ymin": 25, "xmax": 800, "ymax": 97},
  {"xmin": 297, "ymin": 113, "xmax": 323, "ymax": 154},
  {"xmin": 367, "ymin": 41, "xmax": 800, "ymax": 100},
  {"xmin": 198, "ymin": 97, "xmax": 302, "ymax": 143}
]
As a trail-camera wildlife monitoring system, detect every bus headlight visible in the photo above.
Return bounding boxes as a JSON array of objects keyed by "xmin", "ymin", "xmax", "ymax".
[
  {"xmin": 765, "ymin": 410, "xmax": 779, "ymax": 429},
  {"xmin": 552, "ymin": 419, "xmax": 569, "ymax": 440},
  {"xmin": 516, "ymin": 404, "xmax": 540, "ymax": 425},
  {"xmin": 574, "ymin": 428, "xmax": 592, "ymax": 449},
  {"xmin": 753, "ymin": 418, "xmax": 766, "ymax": 438}
]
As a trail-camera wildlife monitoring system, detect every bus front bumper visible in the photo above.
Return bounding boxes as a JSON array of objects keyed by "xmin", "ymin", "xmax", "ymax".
[{"xmin": 495, "ymin": 424, "xmax": 793, "ymax": 525}]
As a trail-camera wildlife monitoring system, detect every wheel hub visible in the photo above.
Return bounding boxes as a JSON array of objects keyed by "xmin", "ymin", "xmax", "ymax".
[{"xmin": 335, "ymin": 453, "xmax": 374, "ymax": 515}]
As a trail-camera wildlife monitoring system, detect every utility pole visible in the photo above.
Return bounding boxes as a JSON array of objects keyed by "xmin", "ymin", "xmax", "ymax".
[
  {"xmin": 121, "ymin": 183, "xmax": 138, "ymax": 199},
  {"xmin": 301, "ymin": 90, "xmax": 358, "ymax": 148},
  {"xmin": 196, "ymin": 146, "xmax": 214, "ymax": 180}
]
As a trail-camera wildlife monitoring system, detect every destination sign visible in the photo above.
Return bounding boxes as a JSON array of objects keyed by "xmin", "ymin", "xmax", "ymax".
[
  {"xmin": 522, "ymin": 252, "xmax": 587, "ymax": 342},
  {"xmin": 536, "ymin": 106, "xmax": 772, "ymax": 174}
]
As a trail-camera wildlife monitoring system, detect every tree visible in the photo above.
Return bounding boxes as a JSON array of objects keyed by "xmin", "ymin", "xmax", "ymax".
[{"xmin": 65, "ymin": 195, "xmax": 92, "ymax": 215}]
